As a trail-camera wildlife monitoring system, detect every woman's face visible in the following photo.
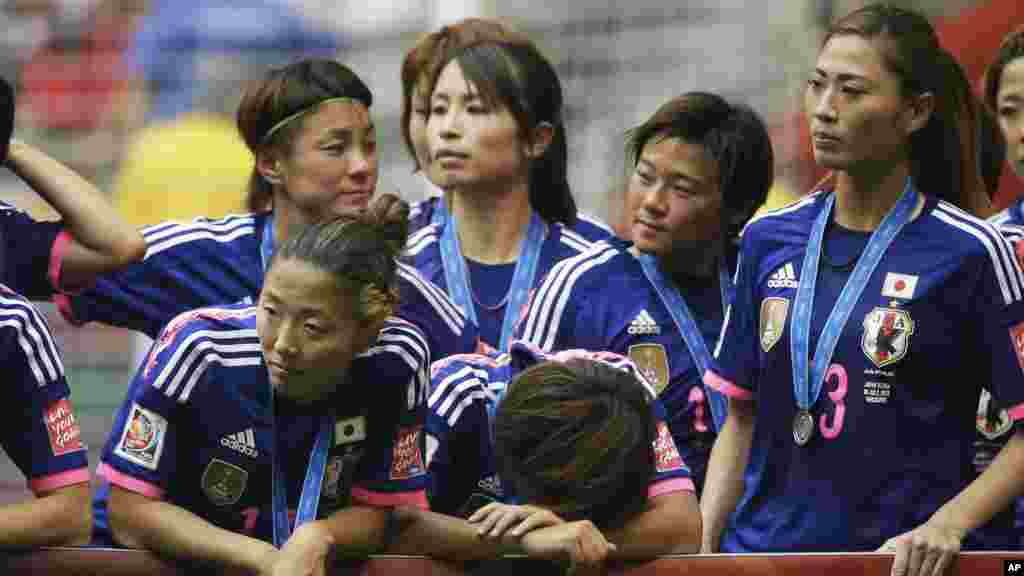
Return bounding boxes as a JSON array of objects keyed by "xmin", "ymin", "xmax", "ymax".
[
  {"xmin": 256, "ymin": 258, "xmax": 380, "ymax": 404},
  {"xmin": 996, "ymin": 57, "xmax": 1024, "ymax": 177},
  {"xmin": 805, "ymin": 34, "xmax": 921, "ymax": 174},
  {"xmin": 626, "ymin": 136, "xmax": 722, "ymax": 260},
  {"xmin": 427, "ymin": 59, "xmax": 528, "ymax": 192},
  {"xmin": 273, "ymin": 100, "xmax": 378, "ymax": 219}
]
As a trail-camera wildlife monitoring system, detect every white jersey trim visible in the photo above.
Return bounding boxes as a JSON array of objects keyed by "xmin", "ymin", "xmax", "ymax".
[
  {"xmin": 519, "ymin": 243, "xmax": 620, "ymax": 351},
  {"xmin": 0, "ymin": 293, "xmax": 64, "ymax": 385}
]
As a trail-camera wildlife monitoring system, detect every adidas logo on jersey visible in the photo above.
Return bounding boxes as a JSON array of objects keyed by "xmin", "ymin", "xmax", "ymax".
[
  {"xmin": 477, "ymin": 475, "xmax": 503, "ymax": 496},
  {"xmin": 221, "ymin": 429, "xmax": 259, "ymax": 458},
  {"xmin": 628, "ymin": 309, "xmax": 660, "ymax": 335},
  {"xmin": 767, "ymin": 262, "xmax": 799, "ymax": 289}
]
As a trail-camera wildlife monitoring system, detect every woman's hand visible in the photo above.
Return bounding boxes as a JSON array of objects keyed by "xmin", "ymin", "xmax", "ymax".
[
  {"xmin": 520, "ymin": 520, "xmax": 616, "ymax": 576},
  {"xmin": 261, "ymin": 521, "xmax": 335, "ymax": 576},
  {"xmin": 877, "ymin": 521, "xmax": 965, "ymax": 576},
  {"xmin": 467, "ymin": 503, "xmax": 564, "ymax": 539}
]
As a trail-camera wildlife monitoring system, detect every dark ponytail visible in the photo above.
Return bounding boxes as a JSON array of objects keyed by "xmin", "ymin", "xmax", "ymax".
[
  {"xmin": 493, "ymin": 358, "xmax": 655, "ymax": 529},
  {"xmin": 270, "ymin": 193, "xmax": 408, "ymax": 322}
]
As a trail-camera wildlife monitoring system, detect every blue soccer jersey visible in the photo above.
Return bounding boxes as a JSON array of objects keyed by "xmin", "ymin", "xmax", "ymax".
[
  {"xmin": 425, "ymin": 340, "xmax": 694, "ymax": 517},
  {"xmin": 706, "ymin": 191, "xmax": 1024, "ymax": 552},
  {"xmin": 0, "ymin": 284, "xmax": 89, "ymax": 493},
  {"xmin": 405, "ymin": 197, "xmax": 614, "ymax": 348},
  {"xmin": 514, "ymin": 239, "xmax": 730, "ymax": 492},
  {"xmin": 53, "ymin": 212, "xmax": 474, "ymax": 362},
  {"xmin": 95, "ymin": 303, "xmax": 429, "ymax": 544},
  {"xmin": 0, "ymin": 201, "xmax": 69, "ymax": 300}
]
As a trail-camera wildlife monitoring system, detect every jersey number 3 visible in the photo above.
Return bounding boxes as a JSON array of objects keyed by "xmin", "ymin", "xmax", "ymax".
[{"xmin": 818, "ymin": 363, "xmax": 847, "ymax": 439}]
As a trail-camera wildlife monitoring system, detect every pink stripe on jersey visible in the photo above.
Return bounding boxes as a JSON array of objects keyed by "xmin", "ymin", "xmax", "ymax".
[
  {"xmin": 29, "ymin": 467, "xmax": 89, "ymax": 494},
  {"xmin": 704, "ymin": 369, "xmax": 752, "ymax": 400},
  {"xmin": 647, "ymin": 477, "xmax": 695, "ymax": 499},
  {"xmin": 351, "ymin": 486, "xmax": 428, "ymax": 509},
  {"xmin": 53, "ymin": 292, "xmax": 79, "ymax": 326},
  {"xmin": 48, "ymin": 230, "xmax": 74, "ymax": 292},
  {"xmin": 1007, "ymin": 403, "xmax": 1024, "ymax": 422},
  {"xmin": 97, "ymin": 462, "xmax": 165, "ymax": 499}
]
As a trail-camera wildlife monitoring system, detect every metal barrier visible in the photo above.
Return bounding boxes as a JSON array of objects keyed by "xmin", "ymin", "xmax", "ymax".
[{"xmin": 0, "ymin": 548, "xmax": 1020, "ymax": 575}]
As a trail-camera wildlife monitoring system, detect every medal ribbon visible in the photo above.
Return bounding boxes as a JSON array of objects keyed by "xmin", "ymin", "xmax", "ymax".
[
  {"xmin": 790, "ymin": 179, "xmax": 917, "ymax": 416},
  {"xmin": 638, "ymin": 254, "xmax": 730, "ymax": 431},
  {"xmin": 434, "ymin": 202, "xmax": 546, "ymax": 350},
  {"xmin": 272, "ymin": 407, "xmax": 335, "ymax": 547},
  {"xmin": 260, "ymin": 217, "xmax": 275, "ymax": 274}
]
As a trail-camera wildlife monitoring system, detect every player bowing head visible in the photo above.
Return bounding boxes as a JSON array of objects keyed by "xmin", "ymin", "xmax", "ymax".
[
  {"xmin": 424, "ymin": 342, "xmax": 700, "ymax": 569},
  {"xmin": 97, "ymin": 195, "xmax": 435, "ymax": 573}
]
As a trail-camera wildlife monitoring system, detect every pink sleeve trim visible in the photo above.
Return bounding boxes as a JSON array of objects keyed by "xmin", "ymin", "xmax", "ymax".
[
  {"xmin": 29, "ymin": 467, "xmax": 90, "ymax": 494},
  {"xmin": 647, "ymin": 478, "xmax": 696, "ymax": 499},
  {"xmin": 351, "ymin": 487, "xmax": 428, "ymax": 509},
  {"xmin": 97, "ymin": 462, "xmax": 165, "ymax": 499},
  {"xmin": 53, "ymin": 293, "xmax": 80, "ymax": 325},
  {"xmin": 703, "ymin": 369, "xmax": 753, "ymax": 401},
  {"xmin": 1007, "ymin": 403, "xmax": 1024, "ymax": 422},
  {"xmin": 48, "ymin": 230, "xmax": 72, "ymax": 292}
]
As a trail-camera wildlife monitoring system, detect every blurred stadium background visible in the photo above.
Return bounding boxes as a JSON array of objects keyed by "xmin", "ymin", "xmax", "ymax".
[{"xmin": 0, "ymin": 0, "xmax": 1019, "ymax": 503}]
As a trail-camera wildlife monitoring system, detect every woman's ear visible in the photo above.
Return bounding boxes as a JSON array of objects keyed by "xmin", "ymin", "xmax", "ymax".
[
  {"xmin": 255, "ymin": 150, "xmax": 284, "ymax": 185},
  {"xmin": 523, "ymin": 122, "xmax": 555, "ymax": 159}
]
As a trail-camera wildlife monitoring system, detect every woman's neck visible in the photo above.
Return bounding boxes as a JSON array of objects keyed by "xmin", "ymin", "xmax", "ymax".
[
  {"xmin": 833, "ymin": 162, "xmax": 911, "ymax": 232},
  {"xmin": 270, "ymin": 191, "xmax": 316, "ymax": 251},
  {"xmin": 449, "ymin": 184, "xmax": 532, "ymax": 265},
  {"xmin": 629, "ymin": 239, "xmax": 723, "ymax": 286}
]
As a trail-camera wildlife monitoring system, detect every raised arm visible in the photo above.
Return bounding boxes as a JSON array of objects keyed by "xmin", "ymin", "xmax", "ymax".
[{"xmin": 6, "ymin": 139, "xmax": 146, "ymax": 290}]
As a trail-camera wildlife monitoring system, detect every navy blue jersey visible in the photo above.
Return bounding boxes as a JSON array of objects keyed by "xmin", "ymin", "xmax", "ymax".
[
  {"xmin": 0, "ymin": 284, "xmax": 89, "ymax": 493},
  {"xmin": 425, "ymin": 340, "xmax": 694, "ymax": 517},
  {"xmin": 55, "ymin": 212, "xmax": 474, "ymax": 362},
  {"xmin": 967, "ymin": 217, "xmax": 1024, "ymax": 550},
  {"xmin": 96, "ymin": 303, "xmax": 429, "ymax": 544},
  {"xmin": 706, "ymin": 191, "xmax": 1024, "ymax": 552},
  {"xmin": 405, "ymin": 197, "xmax": 614, "ymax": 348},
  {"xmin": 515, "ymin": 239, "xmax": 728, "ymax": 493},
  {"xmin": 0, "ymin": 201, "xmax": 67, "ymax": 300}
]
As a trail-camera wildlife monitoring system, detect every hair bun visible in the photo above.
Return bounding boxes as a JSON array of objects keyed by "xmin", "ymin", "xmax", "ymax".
[{"xmin": 364, "ymin": 193, "xmax": 410, "ymax": 257}]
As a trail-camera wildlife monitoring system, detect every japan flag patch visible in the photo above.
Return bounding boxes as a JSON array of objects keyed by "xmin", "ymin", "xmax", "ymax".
[{"xmin": 881, "ymin": 273, "xmax": 918, "ymax": 300}]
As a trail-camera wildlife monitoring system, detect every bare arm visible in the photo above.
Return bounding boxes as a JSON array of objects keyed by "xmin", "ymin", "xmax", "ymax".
[
  {"xmin": 108, "ymin": 485, "xmax": 276, "ymax": 572},
  {"xmin": 606, "ymin": 490, "xmax": 701, "ymax": 558},
  {"xmin": 5, "ymin": 139, "xmax": 146, "ymax": 289},
  {"xmin": 0, "ymin": 482, "xmax": 90, "ymax": 548},
  {"xmin": 880, "ymin": 428, "xmax": 1024, "ymax": 576},
  {"xmin": 699, "ymin": 396, "xmax": 755, "ymax": 553}
]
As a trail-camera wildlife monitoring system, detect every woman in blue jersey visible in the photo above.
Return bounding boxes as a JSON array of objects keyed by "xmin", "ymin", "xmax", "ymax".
[
  {"xmin": 701, "ymin": 5, "xmax": 1024, "ymax": 575},
  {"xmin": 515, "ymin": 92, "xmax": 774, "ymax": 494},
  {"xmin": 987, "ymin": 27, "xmax": 1024, "ymax": 227},
  {"xmin": 404, "ymin": 32, "xmax": 614, "ymax": 351},
  {"xmin": 99, "ymin": 196, "xmax": 632, "ymax": 573},
  {"xmin": 0, "ymin": 75, "xmax": 145, "ymax": 298},
  {"xmin": 422, "ymin": 342, "xmax": 701, "ymax": 567},
  {"xmin": 52, "ymin": 58, "xmax": 474, "ymax": 363}
]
